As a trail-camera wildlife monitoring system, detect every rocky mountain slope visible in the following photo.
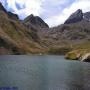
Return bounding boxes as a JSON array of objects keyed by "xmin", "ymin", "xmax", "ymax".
[
  {"xmin": 0, "ymin": 2, "xmax": 90, "ymax": 62},
  {"xmin": 38, "ymin": 9, "xmax": 90, "ymax": 61},
  {"xmin": 0, "ymin": 3, "xmax": 47, "ymax": 54}
]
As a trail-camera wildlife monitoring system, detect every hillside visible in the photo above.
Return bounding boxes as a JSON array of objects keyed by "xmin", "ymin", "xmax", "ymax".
[
  {"xmin": 0, "ymin": 3, "xmax": 46, "ymax": 54},
  {"xmin": 0, "ymin": 2, "xmax": 90, "ymax": 62},
  {"xmin": 37, "ymin": 9, "xmax": 90, "ymax": 61}
]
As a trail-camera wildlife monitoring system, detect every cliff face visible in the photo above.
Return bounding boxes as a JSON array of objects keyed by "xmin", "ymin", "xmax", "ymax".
[
  {"xmin": 64, "ymin": 9, "xmax": 83, "ymax": 24},
  {"xmin": 64, "ymin": 9, "xmax": 90, "ymax": 24},
  {"xmin": 24, "ymin": 14, "xmax": 49, "ymax": 29}
]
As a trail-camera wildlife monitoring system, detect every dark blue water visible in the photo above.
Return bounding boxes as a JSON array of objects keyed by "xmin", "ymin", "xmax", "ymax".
[{"xmin": 0, "ymin": 55, "xmax": 90, "ymax": 90}]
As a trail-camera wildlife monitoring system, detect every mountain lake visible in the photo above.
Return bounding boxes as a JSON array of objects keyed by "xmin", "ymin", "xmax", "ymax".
[{"xmin": 0, "ymin": 55, "xmax": 90, "ymax": 90}]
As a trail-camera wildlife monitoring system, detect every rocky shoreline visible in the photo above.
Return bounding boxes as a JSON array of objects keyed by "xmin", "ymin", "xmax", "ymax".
[{"xmin": 65, "ymin": 49, "xmax": 90, "ymax": 62}]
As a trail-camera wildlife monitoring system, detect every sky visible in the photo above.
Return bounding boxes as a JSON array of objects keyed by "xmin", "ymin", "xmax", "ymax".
[{"xmin": 0, "ymin": 0, "xmax": 90, "ymax": 27}]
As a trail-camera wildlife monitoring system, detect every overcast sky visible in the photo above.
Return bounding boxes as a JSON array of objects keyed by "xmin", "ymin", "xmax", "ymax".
[{"xmin": 0, "ymin": 0, "xmax": 90, "ymax": 27}]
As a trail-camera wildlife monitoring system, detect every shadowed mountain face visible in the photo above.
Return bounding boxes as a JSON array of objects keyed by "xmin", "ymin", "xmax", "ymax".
[
  {"xmin": 64, "ymin": 9, "xmax": 90, "ymax": 24},
  {"xmin": 24, "ymin": 14, "xmax": 49, "ymax": 29},
  {"xmin": 84, "ymin": 12, "xmax": 90, "ymax": 21},
  {"xmin": 0, "ymin": 2, "xmax": 90, "ymax": 55},
  {"xmin": 64, "ymin": 9, "xmax": 83, "ymax": 24},
  {"xmin": 8, "ymin": 12, "xmax": 19, "ymax": 20}
]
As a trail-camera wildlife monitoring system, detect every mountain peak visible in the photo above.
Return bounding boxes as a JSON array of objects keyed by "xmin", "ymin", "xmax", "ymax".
[
  {"xmin": 64, "ymin": 9, "xmax": 83, "ymax": 24},
  {"xmin": 24, "ymin": 14, "xmax": 49, "ymax": 28}
]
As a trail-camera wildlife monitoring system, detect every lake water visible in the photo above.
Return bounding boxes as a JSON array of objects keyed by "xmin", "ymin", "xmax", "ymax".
[{"xmin": 0, "ymin": 55, "xmax": 90, "ymax": 90}]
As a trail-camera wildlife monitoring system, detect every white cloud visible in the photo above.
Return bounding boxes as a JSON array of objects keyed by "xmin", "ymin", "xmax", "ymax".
[
  {"xmin": 45, "ymin": 0, "xmax": 90, "ymax": 27},
  {"xmin": 0, "ymin": 0, "xmax": 90, "ymax": 27},
  {"xmin": 16, "ymin": 0, "xmax": 43, "ymax": 19},
  {"xmin": 0, "ymin": 0, "xmax": 43, "ymax": 18}
]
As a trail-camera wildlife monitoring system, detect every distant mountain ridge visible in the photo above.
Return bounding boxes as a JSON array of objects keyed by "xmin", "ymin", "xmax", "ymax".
[
  {"xmin": 24, "ymin": 14, "xmax": 49, "ymax": 29},
  {"xmin": 37, "ymin": 9, "xmax": 90, "ymax": 59},
  {"xmin": 65, "ymin": 9, "xmax": 90, "ymax": 24}
]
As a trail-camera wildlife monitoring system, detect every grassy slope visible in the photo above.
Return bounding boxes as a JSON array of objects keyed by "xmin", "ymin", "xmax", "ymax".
[{"xmin": 0, "ymin": 11, "xmax": 45, "ymax": 54}]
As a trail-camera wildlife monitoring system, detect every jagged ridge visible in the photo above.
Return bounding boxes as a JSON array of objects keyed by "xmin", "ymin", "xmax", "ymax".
[{"xmin": 64, "ymin": 9, "xmax": 90, "ymax": 24}]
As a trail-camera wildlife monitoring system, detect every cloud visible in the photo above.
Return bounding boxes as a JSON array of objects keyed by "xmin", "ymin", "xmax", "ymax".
[
  {"xmin": 45, "ymin": 0, "xmax": 90, "ymax": 27},
  {"xmin": 0, "ymin": 0, "xmax": 90, "ymax": 27},
  {"xmin": 15, "ymin": 2, "xmax": 25, "ymax": 10},
  {"xmin": 0, "ymin": 0, "xmax": 43, "ymax": 18},
  {"xmin": 16, "ymin": 0, "xmax": 43, "ymax": 18}
]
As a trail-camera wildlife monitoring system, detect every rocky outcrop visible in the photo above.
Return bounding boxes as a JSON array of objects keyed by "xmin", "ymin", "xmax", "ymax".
[
  {"xmin": 8, "ymin": 12, "xmax": 19, "ymax": 20},
  {"xmin": 65, "ymin": 49, "xmax": 90, "ymax": 62},
  {"xmin": 0, "ymin": 3, "xmax": 19, "ymax": 20},
  {"xmin": 65, "ymin": 50, "xmax": 81, "ymax": 60},
  {"xmin": 80, "ymin": 53, "xmax": 90, "ymax": 62},
  {"xmin": 84, "ymin": 12, "xmax": 90, "ymax": 21},
  {"xmin": 0, "ymin": 3, "xmax": 7, "ymax": 12},
  {"xmin": 64, "ymin": 9, "xmax": 83, "ymax": 24},
  {"xmin": 24, "ymin": 14, "xmax": 49, "ymax": 29},
  {"xmin": 64, "ymin": 9, "xmax": 90, "ymax": 24}
]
